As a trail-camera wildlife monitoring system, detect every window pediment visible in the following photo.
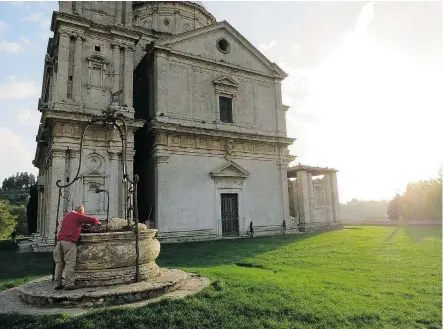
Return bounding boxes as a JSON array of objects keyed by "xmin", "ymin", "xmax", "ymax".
[
  {"xmin": 210, "ymin": 161, "xmax": 250, "ymax": 179},
  {"xmin": 213, "ymin": 76, "xmax": 238, "ymax": 87},
  {"xmin": 213, "ymin": 76, "xmax": 238, "ymax": 96},
  {"xmin": 87, "ymin": 54, "xmax": 109, "ymax": 65}
]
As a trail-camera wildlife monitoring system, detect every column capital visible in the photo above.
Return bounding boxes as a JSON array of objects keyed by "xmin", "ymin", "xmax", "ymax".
[
  {"xmin": 52, "ymin": 149, "xmax": 67, "ymax": 159},
  {"xmin": 59, "ymin": 31, "xmax": 71, "ymax": 38},
  {"xmin": 276, "ymin": 161, "xmax": 288, "ymax": 170},
  {"xmin": 69, "ymin": 150, "xmax": 80, "ymax": 158},
  {"xmin": 108, "ymin": 151, "xmax": 120, "ymax": 160},
  {"xmin": 74, "ymin": 33, "xmax": 85, "ymax": 42}
]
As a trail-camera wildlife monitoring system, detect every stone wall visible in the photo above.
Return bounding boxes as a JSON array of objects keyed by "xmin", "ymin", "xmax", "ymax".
[
  {"xmin": 153, "ymin": 151, "xmax": 290, "ymax": 238},
  {"xmin": 154, "ymin": 54, "xmax": 285, "ymax": 136},
  {"xmin": 33, "ymin": 2, "xmax": 141, "ymax": 247},
  {"xmin": 33, "ymin": 2, "xmax": 301, "ymax": 245}
]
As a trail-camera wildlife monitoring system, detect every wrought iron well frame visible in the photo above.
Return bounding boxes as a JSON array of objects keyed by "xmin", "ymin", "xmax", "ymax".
[{"xmin": 52, "ymin": 108, "xmax": 141, "ymax": 282}]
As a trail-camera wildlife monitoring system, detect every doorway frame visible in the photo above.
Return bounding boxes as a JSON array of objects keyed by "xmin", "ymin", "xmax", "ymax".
[{"xmin": 215, "ymin": 187, "xmax": 244, "ymax": 237}]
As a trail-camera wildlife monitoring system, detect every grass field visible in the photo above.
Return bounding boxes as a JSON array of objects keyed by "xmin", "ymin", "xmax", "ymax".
[{"xmin": 0, "ymin": 226, "xmax": 441, "ymax": 329}]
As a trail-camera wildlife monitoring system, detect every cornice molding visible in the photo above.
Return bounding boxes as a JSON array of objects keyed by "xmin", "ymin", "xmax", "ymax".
[
  {"xmin": 155, "ymin": 46, "xmax": 284, "ymax": 80},
  {"xmin": 148, "ymin": 121, "xmax": 295, "ymax": 146}
]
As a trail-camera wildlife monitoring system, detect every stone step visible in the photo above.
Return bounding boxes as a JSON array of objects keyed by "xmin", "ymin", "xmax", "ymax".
[{"xmin": 18, "ymin": 268, "xmax": 190, "ymax": 308}]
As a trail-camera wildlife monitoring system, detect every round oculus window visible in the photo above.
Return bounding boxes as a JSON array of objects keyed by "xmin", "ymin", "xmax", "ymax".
[
  {"xmin": 217, "ymin": 38, "xmax": 230, "ymax": 53},
  {"xmin": 163, "ymin": 18, "xmax": 170, "ymax": 26}
]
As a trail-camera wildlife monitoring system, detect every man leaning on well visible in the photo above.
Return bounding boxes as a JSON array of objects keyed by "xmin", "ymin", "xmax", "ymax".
[{"xmin": 53, "ymin": 204, "xmax": 101, "ymax": 290}]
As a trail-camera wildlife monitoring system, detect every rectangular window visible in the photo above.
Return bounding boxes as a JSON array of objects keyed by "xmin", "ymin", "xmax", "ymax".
[{"xmin": 219, "ymin": 96, "xmax": 233, "ymax": 123}]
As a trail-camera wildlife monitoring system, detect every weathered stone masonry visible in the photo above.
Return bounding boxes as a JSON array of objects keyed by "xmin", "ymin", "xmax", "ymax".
[{"xmin": 32, "ymin": 1, "xmax": 341, "ymax": 250}]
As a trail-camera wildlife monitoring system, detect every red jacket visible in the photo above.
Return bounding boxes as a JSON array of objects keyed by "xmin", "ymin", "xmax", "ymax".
[{"xmin": 58, "ymin": 211, "xmax": 100, "ymax": 243}]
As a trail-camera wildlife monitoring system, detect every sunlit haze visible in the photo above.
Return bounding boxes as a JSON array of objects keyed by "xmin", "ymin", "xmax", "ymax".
[{"xmin": 0, "ymin": 1, "xmax": 441, "ymax": 202}]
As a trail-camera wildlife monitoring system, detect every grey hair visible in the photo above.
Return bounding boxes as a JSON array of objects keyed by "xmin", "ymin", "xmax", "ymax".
[{"xmin": 74, "ymin": 205, "xmax": 84, "ymax": 213}]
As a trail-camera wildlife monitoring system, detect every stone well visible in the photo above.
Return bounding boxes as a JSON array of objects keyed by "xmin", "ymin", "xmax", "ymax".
[
  {"xmin": 13, "ymin": 220, "xmax": 210, "ymax": 310},
  {"xmin": 74, "ymin": 228, "xmax": 160, "ymax": 287}
]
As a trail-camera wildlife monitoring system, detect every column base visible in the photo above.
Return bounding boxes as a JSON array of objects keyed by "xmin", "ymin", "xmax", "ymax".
[{"xmin": 32, "ymin": 235, "xmax": 55, "ymax": 252}]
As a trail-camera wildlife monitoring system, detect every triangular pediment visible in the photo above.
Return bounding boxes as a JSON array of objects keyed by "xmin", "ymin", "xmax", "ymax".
[
  {"xmin": 156, "ymin": 21, "xmax": 287, "ymax": 79},
  {"xmin": 210, "ymin": 161, "xmax": 250, "ymax": 178},
  {"xmin": 212, "ymin": 76, "xmax": 238, "ymax": 87},
  {"xmin": 87, "ymin": 53, "xmax": 109, "ymax": 64}
]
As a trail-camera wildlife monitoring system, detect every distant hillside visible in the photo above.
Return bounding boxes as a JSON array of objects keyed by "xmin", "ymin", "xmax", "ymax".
[{"xmin": 340, "ymin": 199, "xmax": 389, "ymax": 222}]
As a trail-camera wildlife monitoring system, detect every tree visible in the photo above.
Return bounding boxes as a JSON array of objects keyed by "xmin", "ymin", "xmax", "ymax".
[
  {"xmin": 0, "ymin": 172, "xmax": 36, "ymax": 206},
  {"xmin": 2, "ymin": 172, "xmax": 36, "ymax": 190},
  {"xmin": 0, "ymin": 172, "xmax": 38, "ymax": 237},
  {"xmin": 11, "ymin": 205, "xmax": 27, "ymax": 235},
  {"xmin": 341, "ymin": 199, "xmax": 390, "ymax": 222},
  {"xmin": 27, "ymin": 184, "xmax": 38, "ymax": 234},
  {"xmin": 0, "ymin": 200, "xmax": 17, "ymax": 239},
  {"xmin": 387, "ymin": 193, "xmax": 402, "ymax": 221},
  {"xmin": 387, "ymin": 173, "xmax": 442, "ymax": 221}
]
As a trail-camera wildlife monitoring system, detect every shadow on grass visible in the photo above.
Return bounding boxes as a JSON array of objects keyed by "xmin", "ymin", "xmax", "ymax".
[
  {"xmin": 383, "ymin": 226, "xmax": 401, "ymax": 243},
  {"xmin": 157, "ymin": 233, "xmax": 322, "ymax": 269},
  {"xmin": 0, "ymin": 232, "xmax": 324, "ymax": 291},
  {"xmin": 0, "ymin": 252, "xmax": 52, "ymax": 288}
]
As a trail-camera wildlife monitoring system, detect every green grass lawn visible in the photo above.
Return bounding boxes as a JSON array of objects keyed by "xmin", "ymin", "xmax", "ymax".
[{"xmin": 0, "ymin": 226, "xmax": 441, "ymax": 329}]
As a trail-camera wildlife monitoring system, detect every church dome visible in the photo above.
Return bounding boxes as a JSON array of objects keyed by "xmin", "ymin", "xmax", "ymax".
[
  {"xmin": 190, "ymin": 1, "xmax": 206, "ymax": 9},
  {"xmin": 133, "ymin": 1, "xmax": 216, "ymax": 35}
]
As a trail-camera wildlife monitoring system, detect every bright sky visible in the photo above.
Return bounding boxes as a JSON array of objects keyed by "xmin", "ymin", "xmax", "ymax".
[{"xmin": 0, "ymin": 1, "xmax": 442, "ymax": 202}]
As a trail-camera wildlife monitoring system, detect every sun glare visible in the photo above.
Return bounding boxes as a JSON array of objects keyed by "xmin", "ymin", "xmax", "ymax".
[{"xmin": 286, "ymin": 5, "xmax": 443, "ymax": 202}]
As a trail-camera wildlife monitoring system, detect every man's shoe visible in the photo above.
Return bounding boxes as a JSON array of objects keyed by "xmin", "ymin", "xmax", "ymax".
[{"xmin": 54, "ymin": 285, "xmax": 64, "ymax": 290}]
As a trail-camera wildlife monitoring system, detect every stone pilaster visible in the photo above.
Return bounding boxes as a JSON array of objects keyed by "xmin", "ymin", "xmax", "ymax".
[
  {"xmin": 330, "ymin": 172, "xmax": 341, "ymax": 222},
  {"xmin": 115, "ymin": 2, "xmax": 122, "ymax": 25},
  {"xmin": 307, "ymin": 173, "xmax": 315, "ymax": 222},
  {"xmin": 73, "ymin": 34, "xmax": 84, "ymax": 103},
  {"xmin": 125, "ymin": 1, "xmax": 132, "ymax": 27},
  {"xmin": 296, "ymin": 170, "xmax": 310, "ymax": 227},
  {"xmin": 108, "ymin": 151, "xmax": 120, "ymax": 218},
  {"xmin": 69, "ymin": 150, "xmax": 80, "ymax": 208},
  {"xmin": 323, "ymin": 174, "xmax": 333, "ymax": 223},
  {"xmin": 60, "ymin": 1, "xmax": 73, "ymax": 14},
  {"xmin": 48, "ymin": 70, "xmax": 54, "ymax": 103},
  {"xmin": 174, "ymin": 10, "xmax": 180, "ymax": 34},
  {"xmin": 278, "ymin": 162, "xmax": 290, "ymax": 227},
  {"xmin": 43, "ymin": 165, "xmax": 51, "ymax": 238},
  {"xmin": 123, "ymin": 47, "xmax": 134, "ymax": 107},
  {"xmin": 112, "ymin": 44, "xmax": 120, "ymax": 94},
  {"xmin": 73, "ymin": 2, "xmax": 83, "ymax": 15},
  {"xmin": 118, "ymin": 153, "xmax": 125, "ymax": 219},
  {"xmin": 153, "ymin": 7, "xmax": 159, "ymax": 30},
  {"xmin": 48, "ymin": 150, "xmax": 66, "ymax": 242},
  {"xmin": 55, "ymin": 32, "xmax": 70, "ymax": 101}
]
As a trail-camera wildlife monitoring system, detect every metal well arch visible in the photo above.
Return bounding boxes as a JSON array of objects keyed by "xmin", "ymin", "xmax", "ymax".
[{"xmin": 52, "ymin": 108, "xmax": 141, "ymax": 282}]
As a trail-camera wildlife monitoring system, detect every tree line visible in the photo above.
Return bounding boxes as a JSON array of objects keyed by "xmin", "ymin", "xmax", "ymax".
[
  {"xmin": 340, "ymin": 199, "xmax": 390, "ymax": 222},
  {"xmin": 0, "ymin": 172, "xmax": 37, "ymax": 239},
  {"xmin": 387, "ymin": 173, "xmax": 442, "ymax": 221}
]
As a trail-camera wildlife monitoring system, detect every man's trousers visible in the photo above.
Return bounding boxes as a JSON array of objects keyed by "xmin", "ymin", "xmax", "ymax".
[{"xmin": 53, "ymin": 240, "xmax": 77, "ymax": 288}]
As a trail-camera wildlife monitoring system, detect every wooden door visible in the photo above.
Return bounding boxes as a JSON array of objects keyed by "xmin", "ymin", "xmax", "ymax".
[{"xmin": 221, "ymin": 193, "xmax": 239, "ymax": 236}]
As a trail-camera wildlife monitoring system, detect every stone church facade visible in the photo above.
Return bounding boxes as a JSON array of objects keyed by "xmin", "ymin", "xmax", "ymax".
[{"xmin": 32, "ymin": 1, "xmax": 341, "ymax": 250}]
